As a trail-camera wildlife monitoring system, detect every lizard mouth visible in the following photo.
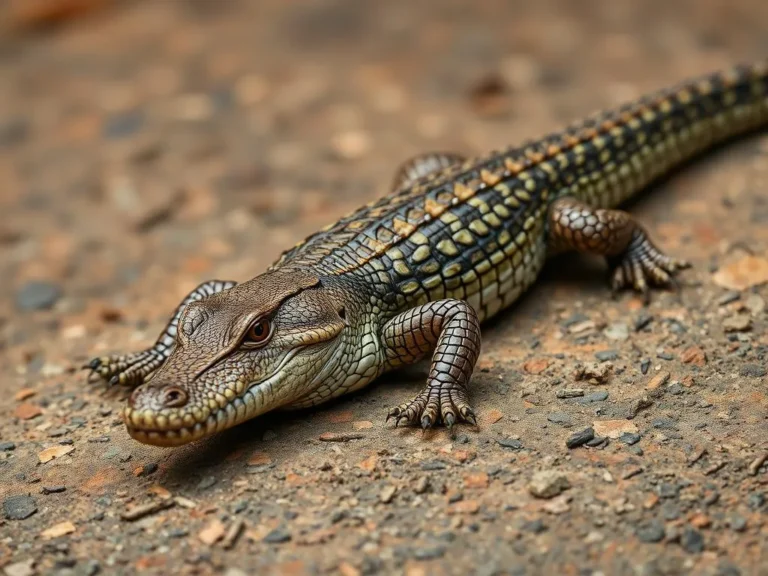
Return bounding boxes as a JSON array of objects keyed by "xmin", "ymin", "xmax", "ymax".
[
  {"xmin": 123, "ymin": 386, "xmax": 261, "ymax": 447},
  {"xmin": 121, "ymin": 348, "xmax": 303, "ymax": 447}
]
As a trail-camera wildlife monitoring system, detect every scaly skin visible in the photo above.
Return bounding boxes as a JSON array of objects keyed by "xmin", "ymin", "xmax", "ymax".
[{"xmin": 86, "ymin": 61, "xmax": 768, "ymax": 446}]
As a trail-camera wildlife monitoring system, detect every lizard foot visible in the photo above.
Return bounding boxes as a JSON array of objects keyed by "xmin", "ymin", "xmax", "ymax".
[
  {"xmin": 386, "ymin": 385, "xmax": 477, "ymax": 430},
  {"xmin": 84, "ymin": 349, "xmax": 162, "ymax": 388},
  {"xmin": 608, "ymin": 229, "xmax": 690, "ymax": 299}
]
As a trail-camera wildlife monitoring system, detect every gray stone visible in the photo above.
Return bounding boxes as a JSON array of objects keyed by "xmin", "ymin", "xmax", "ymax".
[
  {"xmin": 636, "ymin": 520, "xmax": 665, "ymax": 543},
  {"xmin": 262, "ymin": 527, "xmax": 291, "ymax": 543},
  {"xmin": 496, "ymin": 438, "xmax": 523, "ymax": 450},
  {"xmin": 546, "ymin": 412, "xmax": 573, "ymax": 427},
  {"xmin": 15, "ymin": 281, "xmax": 61, "ymax": 311},
  {"xmin": 680, "ymin": 527, "xmax": 704, "ymax": 553},
  {"xmin": 740, "ymin": 364, "xmax": 766, "ymax": 378},
  {"xmin": 595, "ymin": 349, "xmax": 619, "ymax": 362},
  {"xmin": 3, "ymin": 495, "xmax": 37, "ymax": 520}
]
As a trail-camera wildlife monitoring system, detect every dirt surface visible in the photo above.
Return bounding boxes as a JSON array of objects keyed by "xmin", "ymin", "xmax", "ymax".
[{"xmin": 1, "ymin": 1, "xmax": 768, "ymax": 575}]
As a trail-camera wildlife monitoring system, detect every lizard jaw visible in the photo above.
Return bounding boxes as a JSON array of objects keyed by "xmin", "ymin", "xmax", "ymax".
[{"xmin": 121, "ymin": 348, "xmax": 304, "ymax": 447}]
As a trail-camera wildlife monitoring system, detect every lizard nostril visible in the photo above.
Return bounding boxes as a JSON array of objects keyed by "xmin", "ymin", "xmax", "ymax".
[{"xmin": 162, "ymin": 386, "xmax": 188, "ymax": 408}]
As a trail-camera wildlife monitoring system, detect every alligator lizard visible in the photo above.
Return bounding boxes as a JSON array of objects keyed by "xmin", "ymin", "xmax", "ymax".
[{"xmin": 86, "ymin": 61, "xmax": 768, "ymax": 446}]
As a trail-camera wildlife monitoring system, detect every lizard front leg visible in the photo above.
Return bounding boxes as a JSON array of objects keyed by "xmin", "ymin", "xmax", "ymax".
[
  {"xmin": 548, "ymin": 197, "xmax": 690, "ymax": 297},
  {"xmin": 382, "ymin": 299, "xmax": 481, "ymax": 429},
  {"xmin": 85, "ymin": 279, "xmax": 237, "ymax": 388}
]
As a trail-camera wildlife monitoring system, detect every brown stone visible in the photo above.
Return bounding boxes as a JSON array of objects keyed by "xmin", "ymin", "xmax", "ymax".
[
  {"xmin": 14, "ymin": 388, "xmax": 36, "ymax": 401},
  {"xmin": 38, "ymin": 445, "xmax": 74, "ymax": 463},
  {"xmin": 523, "ymin": 358, "xmax": 550, "ymax": 374},
  {"xmin": 646, "ymin": 371, "xmax": 671, "ymax": 390},
  {"xmin": 592, "ymin": 420, "xmax": 639, "ymax": 439},
  {"xmin": 358, "ymin": 455, "xmax": 378, "ymax": 472},
  {"xmin": 14, "ymin": 403, "xmax": 42, "ymax": 420},
  {"xmin": 41, "ymin": 521, "xmax": 76, "ymax": 540},
  {"xmin": 464, "ymin": 472, "xmax": 490, "ymax": 490},
  {"xmin": 247, "ymin": 451, "xmax": 272, "ymax": 466},
  {"xmin": 689, "ymin": 513, "xmax": 711, "ymax": 529},
  {"xmin": 643, "ymin": 494, "xmax": 660, "ymax": 509},
  {"xmin": 712, "ymin": 255, "xmax": 768, "ymax": 291},
  {"xmin": 680, "ymin": 346, "xmax": 707, "ymax": 366},
  {"xmin": 448, "ymin": 499, "xmax": 480, "ymax": 514},
  {"xmin": 339, "ymin": 562, "xmax": 362, "ymax": 576},
  {"xmin": 198, "ymin": 519, "xmax": 226, "ymax": 545}
]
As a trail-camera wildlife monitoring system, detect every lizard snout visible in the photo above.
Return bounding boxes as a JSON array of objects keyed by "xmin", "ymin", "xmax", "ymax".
[{"xmin": 129, "ymin": 383, "xmax": 189, "ymax": 411}]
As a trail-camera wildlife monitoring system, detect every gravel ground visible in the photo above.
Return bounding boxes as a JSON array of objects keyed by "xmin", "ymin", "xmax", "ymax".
[{"xmin": 1, "ymin": 1, "xmax": 768, "ymax": 575}]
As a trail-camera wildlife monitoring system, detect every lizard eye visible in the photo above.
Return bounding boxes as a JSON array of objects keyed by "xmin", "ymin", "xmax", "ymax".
[{"xmin": 244, "ymin": 318, "xmax": 272, "ymax": 346}]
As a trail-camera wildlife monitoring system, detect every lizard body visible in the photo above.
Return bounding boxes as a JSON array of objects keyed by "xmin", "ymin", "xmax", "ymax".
[{"xmin": 87, "ymin": 61, "xmax": 768, "ymax": 446}]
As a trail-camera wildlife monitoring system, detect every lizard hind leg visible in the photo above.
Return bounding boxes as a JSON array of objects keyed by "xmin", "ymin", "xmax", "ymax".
[
  {"xmin": 548, "ymin": 197, "xmax": 690, "ymax": 299},
  {"xmin": 391, "ymin": 152, "xmax": 467, "ymax": 192},
  {"xmin": 381, "ymin": 299, "xmax": 481, "ymax": 430},
  {"xmin": 85, "ymin": 280, "xmax": 237, "ymax": 388}
]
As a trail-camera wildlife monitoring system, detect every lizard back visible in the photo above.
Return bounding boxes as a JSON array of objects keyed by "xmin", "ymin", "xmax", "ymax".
[{"xmin": 273, "ymin": 61, "xmax": 768, "ymax": 322}]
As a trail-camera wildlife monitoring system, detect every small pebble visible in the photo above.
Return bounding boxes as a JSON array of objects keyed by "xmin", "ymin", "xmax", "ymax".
[
  {"xmin": 414, "ymin": 477, "xmax": 430, "ymax": 494},
  {"xmin": 566, "ymin": 427, "xmax": 594, "ymax": 449},
  {"xmin": 421, "ymin": 460, "xmax": 447, "ymax": 470},
  {"xmin": 579, "ymin": 391, "xmax": 609, "ymax": 404},
  {"xmin": 380, "ymin": 485, "xmax": 397, "ymax": 504},
  {"xmin": 137, "ymin": 463, "xmax": 158, "ymax": 477},
  {"xmin": 740, "ymin": 364, "xmax": 766, "ymax": 378},
  {"xmin": 3, "ymin": 495, "xmax": 37, "ymax": 520},
  {"xmin": 262, "ymin": 528, "xmax": 292, "ymax": 543},
  {"xmin": 636, "ymin": 520, "xmax": 665, "ymax": 543},
  {"xmin": 717, "ymin": 291, "xmax": 741, "ymax": 305},
  {"xmin": 413, "ymin": 545, "xmax": 447, "ymax": 560},
  {"xmin": 722, "ymin": 314, "xmax": 752, "ymax": 332},
  {"xmin": 520, "ymin": 518, "xmax": 547, "ymax": 533},
  {"xmin": 680, "ymin": 527, "xmax": 704, "ymax": 553},
  {"xmin": 652, "ymin": 418, "xmax": 678, "ymax": 430},
  {"xmin": 747, "ymin": 492, "xmax": 765, "ymax": 510},
  {"xmin": 634, "ymin": 312, "xmax": 653, "ymax": 331},
  {"xmin": 729, "ymin": 515, "xmax": 747, "ymax": 532},
  {"xmin": 546, "ymin": 412, "xmax": 573, "ymax": 427},
  {"xmin": 197, "ymin": 476, "xmax": 217, "ymax": 490},
  {"xmin": 586, "ymin": 436, "xmax": 608, "ymax": 448},
  {"xmin": 619, "ymin": 433, "xmax": 641, "ymax": 446},
  {"xmin": 0, "ymin": 442, "xmax": 16, "ymax": 451},
  {"xmin": 604, "ymin": 323, "xmax": 629, "ymax": 341},
  {"xmin": 556, "ymin": 388, "xmax": 584, "ymax": 399},
  {"xmin": 496, "ymin": 438, "xmax": 523, "ymax": 450},
  {"xmin": 15, "ymin": 281, "xmax": 61, "ymax": 311},
  {"xmin": 41, "ymin": 485, "xmax": 66, "ymax": 494},
  {"xmin": 103, "ymin": 110, "xmax": 144, "ymax": 139},
  {"xmin": 528, "ymin": 470, "xmax": 570, "ymax": 499},
  {"xmin": 594, "ymin": 350, "xmax": 619, "ymax": 362}
]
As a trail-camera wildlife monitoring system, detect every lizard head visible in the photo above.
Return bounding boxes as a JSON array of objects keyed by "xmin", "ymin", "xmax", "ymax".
[{"xmin": 122, "ymin": 269, "xmax": 350, "ymax": 446}]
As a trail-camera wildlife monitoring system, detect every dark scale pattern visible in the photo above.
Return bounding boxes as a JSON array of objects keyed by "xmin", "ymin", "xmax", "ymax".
[{"xmin": 88, "ymin": 61, "xmax": 768, "ymax": 443}]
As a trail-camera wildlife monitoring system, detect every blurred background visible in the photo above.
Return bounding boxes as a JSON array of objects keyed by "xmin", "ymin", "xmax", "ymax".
[
  {"xmin": 1, "ymin": 2, "xmax": 767, "ymax": 575},
  {"xmin": 1, "ymin": 0, "xmax": 766, "ymax": 324}
]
